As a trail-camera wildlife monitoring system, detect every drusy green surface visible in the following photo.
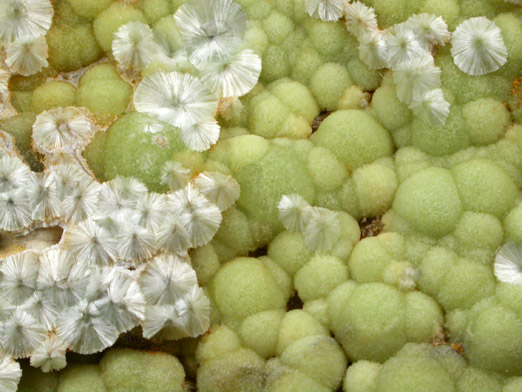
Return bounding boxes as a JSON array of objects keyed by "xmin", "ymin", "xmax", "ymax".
[{"xmin": 3, "ymin": 0, "xmax": 522, "ymax": 391}]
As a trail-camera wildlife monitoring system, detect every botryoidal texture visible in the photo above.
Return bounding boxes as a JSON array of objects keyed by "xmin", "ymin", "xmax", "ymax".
[{"xmin": 0, "ymin": 0, "xmax": 522, "ymax": 391}]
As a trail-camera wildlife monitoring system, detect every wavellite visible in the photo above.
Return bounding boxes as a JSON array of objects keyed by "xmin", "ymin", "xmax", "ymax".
[{"xmin": 2, "ymin": 0, "xmax": 522, "ymax": 391}]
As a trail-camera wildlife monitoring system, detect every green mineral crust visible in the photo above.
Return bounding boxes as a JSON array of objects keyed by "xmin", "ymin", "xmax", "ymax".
[{"xmin": 1, "ymin": 0, "xmax": 522, "ymax": 391}]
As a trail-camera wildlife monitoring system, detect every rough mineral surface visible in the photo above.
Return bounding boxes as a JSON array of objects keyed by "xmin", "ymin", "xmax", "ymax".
[{"xmin": 1, "ymin": 0, "xmax": 522, "ymax": 391}]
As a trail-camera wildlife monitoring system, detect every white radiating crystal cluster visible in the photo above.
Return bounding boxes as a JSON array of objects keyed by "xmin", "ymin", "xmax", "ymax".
[
  {"xmin": 305, "ymin": 0, "xmax": 508, "ymax": 125},
  {"xmin": 278, "ymin": 194, "xmax": 341, "ymax": 254},
  {"xmin": 0, "ymin": 0, "xmax": 53, "ymax": 77},
  {"xmin": 0, "ymin": 97, "xmax": 239, "ymax": 378},
  {"xmin": 113, "ymin": 0, "xmax": 262, "ymax": 152},
  {"xmin": 494, "ymin": 242, "xmax": 522, "ymax": 286}
]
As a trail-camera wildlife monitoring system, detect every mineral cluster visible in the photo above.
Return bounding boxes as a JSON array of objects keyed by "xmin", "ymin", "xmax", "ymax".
[{"xmin": 0, "ymin": 0, "xmax": 522, "ymax": 391}]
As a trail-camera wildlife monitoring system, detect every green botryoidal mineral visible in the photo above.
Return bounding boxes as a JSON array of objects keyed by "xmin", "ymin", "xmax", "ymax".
[{"xmin": 1, "ymin": 0, "xmax": 522, "ymax": 391}]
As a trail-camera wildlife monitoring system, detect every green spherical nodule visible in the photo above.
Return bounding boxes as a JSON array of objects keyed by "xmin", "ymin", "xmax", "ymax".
[
  {"xmin": 329, "ymin": 282, "xmax": 407, "ymax": 362},
  {"xmin": 451, "ymin": 159, "xmax": 519, "ymax": 218},
  {"xmin": 65, "ymin": 0, "xmax": 113, "ymax": 19},
  {"xmin": 462, "ymin": 98, "xmax": 510, "ymax": 145},
  {"xmin": 75, "ymin": 77, "xmax": 132, "ymax": 124},
  {"xmin": 57, "ymin": 364, "xmax": 106, "ymax": 392},
  {"xmin": 31, "ymin": 81, "xmax": 76, "ymax": 114},
  {"xmin": 103, "ymin": 112, "xmax": 187, "ymax": 192},
  {"xmin": 235, "ymin": 144, "xmax": 315, "ymax": 232},
  {"xmin": 392, "ymin": 167, "xmax": 463, "ymax": 238},
  {"xmin": 311, "ymin": 110, "xmax": 393, "ymax": 171},
  {"xmin": 47, "ymin": 23, "xmax": 103, "ymax": 71},
  {"xmin": 93, "ymin": 2, "xmax": 147, "ymax": 52},
  {"xmin": 294, "ymin": 254, "xmax": 348, "ymax": 302},
  {"xmin": 280, "ymin": 335, "xmax": 347, "ymax": 390},
  {"xmin": 99, "ymin": 348, "xmax": 185, "ymax": 392},
  {"xmin": 310, "ymin": 63, "xmax": 352, "ymax": 111},
  {"xmin": 210, "ymin": 257, "xmax": 288, "ymax": 322}
]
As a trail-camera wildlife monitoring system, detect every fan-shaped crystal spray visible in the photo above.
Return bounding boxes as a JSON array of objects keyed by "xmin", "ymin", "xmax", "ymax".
[
  {"xmin": 0, "ymin": 0, "xmax": 53, "ymax": 44},
  {"xmin": 358, "ymin": 30, "xmax": 387, "ymax": 69},
  {"xmin": 161, "ymin": 161, "xmax": 191, "ymax": 191},
  {"xmin": 384, "ymin": 24, "xmax": 427, "ymax": 68},
  {"xmin": 0, "ymin": 252, "xmax": 39, "ymax": 306},
  {"xmin": 344, "ymin": 1, "xmax": 379, "ymax": 38},
  {"xmin": 408, "ymin": 88, "xmax": 450, "ymax": 125},
  {"xmin": 305, "ymin": 0, "xmax": 345, "ymax": 22},
  {"xmin": 0, "ymin": 155, "xmax": 32, "ymax": 193},
  {"xmin": 63, "ymin": 218, "xmax": 119, "ymax": 267},
  {"xmin": 174, "ymin": 0, "xmax": 248, "ymax": 68},
  {"xmin": 112, "ymin": 21, "xmax": 161, "ymax": 71},
  {"xmin": 138, "ymin": 255, "xmax": 198, "ymax": 305},
  {"xmin": 5, "ymin": 35, "xmax": 48, "ymax": 76},
  {"xmin": 301, "ymin": 206, "xmax": 341, "ymax": 253},
  {"xmin": 0, "ymin": 356, "xmax": 21, "ymax": 392},
  {"xmin": 494, "ymin": 242, "xmax": 522, "ymax": 286},
  {"xmin": 167, "ymin": 183, "xmax": 222, "ymax": 247},
  {"xmin": 199, "ymin": 49, "xmax": 262, "ymax": 98},
  {"xmin": 0, "ymin": 308, "xmax": 47, "ymax": 359},
  {"xmin": 392, "ymin": 53, "xmax": 441, "ymax": 104},
  {"xmin": 278, "ymin": 194, "xmax": 310, "ymax": 233},
  {"xmin": 134, "ymin": 71, "xmax": 218, "ymax": 129},
  {"xmin": 29, "ymin": 334, "xmax": 67, "ymax": 373},
  {"xmin": 404, "ymin": 13, "xmax": 450, "ymax": 48},
  {"xmin": 179, "ymin": 118, "xmax": 221, "ymax": 152},
  {"xmin": 32, "ymin": 107, "xmax": 93, "ymax": 155},
  {"xmin": 193, "ymin": 171, "xmax": 240, "ymax": 212},
  {"xmin": 450, "ymin": 17, "xmax": 507, "ymax": 76}
]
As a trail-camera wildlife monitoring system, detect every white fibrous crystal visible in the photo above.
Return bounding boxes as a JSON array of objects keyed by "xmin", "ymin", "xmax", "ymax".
[
  {"xmin": 112, "ymin": 21, "xmax": 161, "ymax": 71},
  {"xmin": 32, "ymin": 107, "xmax": 94, "ymax": 156},
  {"xmin": 29, "ymin": 334, "xmax": 67, "ymax": 373},
  {"xmin": 134, "ymin": 71, "xmax": 218, "ymax": 129},
  {"xmin": 139, "ymin": 255, "xmax": 198, "ymax": 306},
  {"xmin": 0, "ymin": 252, "xmax": 39, "ymax": 306},
  {"xmin": 384, "ymin": 24, "xmax": 428, "ymax": 68},
  {"xmin": 182, "ymin": 286, "xmax": 210, "ymax": 336},
  {"xmin": 157, "ymin": 218, "xmax": 192, "ymax": 254},
  {"xmin": 199, "ymin": 49, "xmax": 262, "ymax": 98},
  {"xmin": 404, "ymin": 13, "xmax": 450, "ymax": 48},
  {"xmin": 0, "ymin": 0, "xmax": 53, "ymax": 44},
  {"xmin": 174, "ymin": 0, "xmax": 248, "ymax": 68},
  {"xmin": 0, "ymin": 188, "xmax": 32, "ymax": 232},
  {"xmin": 179, "ymin": 118, "xmax": 221, "ymax": 152},
  {"xmin": 0, "ymin": 155, "xmax": 32, "ymax": 193},
  {"xmin": 61, "ymin": 179, "xmax": 101, "ymax": 224},
  {"xmin": 392, "ymin": 53, "xmax": 441, "ymax": 104},
  {"xmin": 278, "ymin": 196, "xmax": 341, "ymax": 253},
  {"xmin": 358, "ymin": 30, "xmax": 387, "ymax": 70},
  {"xmin": 495, "ymin": 242, "xmax": 522, "ymax": 286},
  {"xmin": 30, "ymin": 171, "xmax": 61, "ymax": 221},
  {"xmin": 134, "ymin": 192, "xmax": 167, "ymax": 232},
  {"xmin": 193, "ymin": 171, "xmax": 240, "ymax": 212},
  {"xmin": 408, "ymin": 88, "xmax": 450, "ymax": 125},
  {"xmin": 0, "ymin": 356, "xmax": 21, "ymax": 392},
  {"xmin": 5, "ymin": 35, "xmax": 49, "ymax": 76},
  {"xmin": 0, "ymin": 308, "xmax": 47, "ymax": 359},
  {"xmin": 305, "ymin": 0, "xmax": 345, "ymax": 22},
  {"xmin": 301, "ymin": 206, "xmax": 341, "ymax": 254},
  {"xmin": 63, "ymin": 218, "xmax": 118, "ymax": 267},
  {"xmin": 278, "ymin": 194, "xmax": 310, "ymax": 233},
  {"xmin": 344, "ymin": 1, "xmax": 379, "ymax": 37},
  {"xmin": 56, "ymin": 299, "xmax": 120, "ymax": 355},
  {"xmin": 0, "ymin": 136, "xmax": 219, "ymax": 367},
  {"xmin": 451, "ymin": 17, "xmax": 508, "ymax": 76},
  {"xmin": 167, "ymin": 183, "xmax": 222, "ymax": 247},
  {"xmin": 116, "ymin": 223, "xmax": 158, "ymax": 262},
  {"xmin": 161, "ymin": 161, "xmax": 191, "ymax": 191}
]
